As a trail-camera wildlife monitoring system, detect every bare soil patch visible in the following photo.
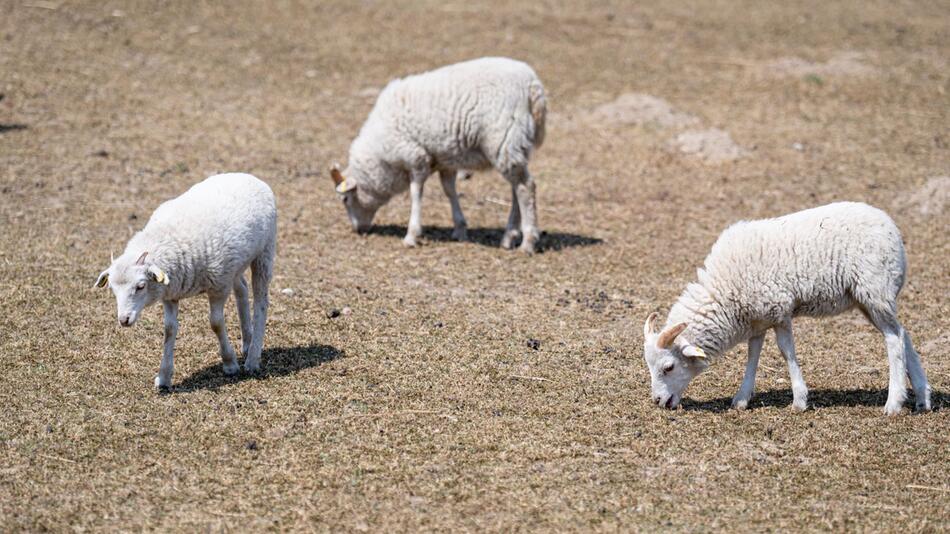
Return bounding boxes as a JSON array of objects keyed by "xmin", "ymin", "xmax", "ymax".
[
  {"xmin": 766, "ymin": 51, "xmax": 876, "ymax": 78},
  {"xmin": 589, "ymin": 93, "xmax": 699, "ymax": 129},
  {"xmin": 669, "ymin": 128, "xmax": 747, "ymax": 164},
  {"xmin": 896, "ymin": 176, "xmax": 950, "ymax": 216}
]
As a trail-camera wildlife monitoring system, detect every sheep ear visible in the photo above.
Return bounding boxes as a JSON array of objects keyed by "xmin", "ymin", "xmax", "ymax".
[
  {"xmin": 331, "ymin": 166, "xmax": 356, "ymax": 193},
  {"xmin": 135, "ymin": 251, "xmax": 148, "ymax": 265},
  {"xmin": 148, "ymin": 265, "xmax": 170, "ymax": 285},
  {"xmin": 94, "ymin": 270, "xmax": 109, "ymax": 288},
  {"xmin": 682, "ymin": 344, "xmax": 707, "ymax": 359},
  {"xmin": 330, "ymin": 166, "xmax": 344, "ymax": 186},
  {"xmin": 656, "ymin": 322, "xmax": 687, "ymax": 349},
  {"xmin": 643, "ymin": 312, "xmax": 660, "ymax": 339}
]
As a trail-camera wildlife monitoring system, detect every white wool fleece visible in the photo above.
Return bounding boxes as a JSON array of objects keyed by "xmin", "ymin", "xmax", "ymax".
[
  {"xmin": 96, "ymin": 173, "xmax": 277, "ymax": 389},
  {"xmin": 643, "ymin": 202, "xmax": 931, "ymax": 415},
  {"xmin": 333, "ymin": 57, "xmax": 547, "ymax": 253}
]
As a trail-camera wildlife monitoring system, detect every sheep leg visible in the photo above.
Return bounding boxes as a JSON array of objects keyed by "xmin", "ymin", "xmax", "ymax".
[
  {"xmin": 862, "ymin": 311, "xmax": 910, "ymax": 416},
  {"xmin": 513, "ymin": 168, "xmax": 539, "ymax": 254},
  {"xmin": 775, "ymin": 320, "xmax": 808, "ymax": 411},
  {"xmin": 902, "ymin": 329, "xmax": 931, "ymax": 412},
  {"xmin": 732, "ymin": 334, "xmax": 764, "ymax": 410},
  {"xmin": 404, "ymin": 169, "xmax": 427, "ymax": 247},
  {"xmin": 500, "ymin": 182, "xmax": 521, "ymax": 249},
  {"xmin": 503, "ymin": 165, "xmax": 538, "ymax": 253},
  {"xmin": 209, "ymin": 293, "xmax": 240, "ymax": 376},
  {"xmin": 439, "ymin": 169, "xmax": 468, "ymax": 241},
  {"xmin": 245, "ymin": 252, "xmax": 272, "ymax": 373},
  {"xmin": 233, "ymin": 274, "xmax": 252, "ymax": 357},
  {"xmin": 155, "ymin": 300, "xmax": 179, "ymax": 390}
]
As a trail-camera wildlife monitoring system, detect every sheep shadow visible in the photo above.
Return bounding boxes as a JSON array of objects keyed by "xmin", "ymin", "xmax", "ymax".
[
  {"xmin": 0, "ymin": 124, "xmax": 28, "ymax": 134},
  {"xmin": 172, "ymin": 343, "xmax": 343, "ymax": 393},
  {"xmin": 369, "ymin": 224, "xmax": 603, "ymax": 252},
  {"xmin": 681, "ymin": 388, "xmax": 947, "ymax": 413}
]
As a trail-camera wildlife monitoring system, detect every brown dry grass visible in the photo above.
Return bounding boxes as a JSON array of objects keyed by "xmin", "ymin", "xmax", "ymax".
[{"xmin": 1, "ymin": 1, "xmax": 948, "ymax": 531}]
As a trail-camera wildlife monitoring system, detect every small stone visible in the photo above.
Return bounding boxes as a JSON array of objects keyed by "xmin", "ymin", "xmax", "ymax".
[
  {"xmin": 281, "ymin": 288, "xmax": 294, "ymax": 297},
  {"xmin": 792, "ymin": 142, "xmax": 805, "ymax": 151},
  {"xmin": 526, "ymin": 339, "xmax": 541, "ymax": 350},
  {"xmin": 244, "ymin": 439, "xmax": 258, "ymax": 451},
  {"xmin": 93, "ymin": 149, "xmax": 109, "ymax": 158},
  {"xmin": 434, "ymin": 321, "xmax": 444, "ymax": 328},
  {"xmin": 326, "ymin": 308, "xmax": 341, "ymax": 319},
  {"xmin": 341, "ymin": 306, "xmax": 352, "ymax": 316},
  {"xmin": 128, "ymin": 213, "xmax": 137, "ymax": 221}
]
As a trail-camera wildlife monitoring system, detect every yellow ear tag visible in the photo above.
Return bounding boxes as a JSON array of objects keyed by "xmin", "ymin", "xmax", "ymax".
[
  {"xmin": 336, "ymin": 180, "xmax": 348, "ymax": 194},
  {"xmin": 156, "ymin": 269, "xmax": 169, "ymax": 285}
]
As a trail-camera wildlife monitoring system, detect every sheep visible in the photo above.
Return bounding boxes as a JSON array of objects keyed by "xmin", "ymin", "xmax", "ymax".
[
  {"xmin": 330, "ymin": 56, "xmax": 547, "ymax": 253},
  {"xmin": 95, "ymin": 173, "xmax": 277, "ymax": 389},
  {"xmin": 642, "ymin": 202, "xmax": 931, "ymax": 416}
]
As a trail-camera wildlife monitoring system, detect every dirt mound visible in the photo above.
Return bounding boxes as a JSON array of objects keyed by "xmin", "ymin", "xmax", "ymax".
[
  {"xmin": 766, "ymin": 51, "xmax": 875, "ymax": 78},
  {"xmin": 897, "ymin": 176, "xmax": 950, "ymax": 216},
  {"xmin": 920, "ymin": 332, "xmax": 950, "ymax": 355},
  {"xmin": 670, "ymin": 128, "xmax": 747, "ymax": 164},
  {"xmin": 589, "ymin": 93, "xmax": 699, "ymax": 128}
]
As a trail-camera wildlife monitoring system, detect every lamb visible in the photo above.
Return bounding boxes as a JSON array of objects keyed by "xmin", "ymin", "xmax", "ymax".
[
  {"xmin": 330, "ymin": 56, "xmax": 547, "ymax": 253},
  {"xmin": 95, "ymin": 173, "xmax": 277, "ymax": 390},
  {"xmin": 642, "ymin": 202, "xmax": 931, "ymax": 416}
]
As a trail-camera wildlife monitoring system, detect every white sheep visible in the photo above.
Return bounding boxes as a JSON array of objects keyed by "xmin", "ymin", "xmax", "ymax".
[
  {"xmin": 642, "ymin": 202, "xmax": 931, "ymax": 415},
  {"xmin": 95, "ymin": 173, "xmax": 277, "ymax": 389},
  {"xmin": 330, "ymin": 56, "xmax": 547, "ymax": 253}
]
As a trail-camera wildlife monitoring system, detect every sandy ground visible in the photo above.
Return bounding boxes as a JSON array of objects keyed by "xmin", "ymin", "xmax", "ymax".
[{"xmin": 1, "ymin": 1, "xmax": 948, "ymax": 531}]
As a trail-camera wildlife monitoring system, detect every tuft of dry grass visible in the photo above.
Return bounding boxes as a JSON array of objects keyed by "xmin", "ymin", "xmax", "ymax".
[{"xmin": 1, "ymin": 1, "xmax": 948, "ymax": 531}]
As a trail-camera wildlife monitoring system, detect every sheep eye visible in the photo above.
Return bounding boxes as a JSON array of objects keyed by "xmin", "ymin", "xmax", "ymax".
[
  {"xmin": 662, "ymin": 362, "xmax": 675, "ymax": 375},
  {"xmin": 135, "ymin": 282, "xmax": 146, "ymax": 291}
]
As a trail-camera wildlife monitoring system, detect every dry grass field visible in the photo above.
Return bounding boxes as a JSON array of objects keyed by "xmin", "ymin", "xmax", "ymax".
[{"xmin": 1, "ymin": 1, "xmax": 948, "ymax": 531}]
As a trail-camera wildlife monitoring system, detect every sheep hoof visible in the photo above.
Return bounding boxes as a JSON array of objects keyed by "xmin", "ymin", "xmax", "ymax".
[
  {"xmin": 883, "ymin": 402, "xmax": 904, "ymax": 416},
  {"xmin": 403, "ymin": 235, "xmax": 419, "ymax": 248},
  {"xmin": 222, "ymin": 361, "xmax": 240, "ymax": 376},
  {"xmin": 500, "ymin": 231, "xmax": 519, "ymax": 250},
  {"xmin": 451, "ymin": 226, "xmax": 468, "ymax": 241},
  {"xmin": 731, "ymin": 396, "xmax": 750, "ymax": 410},
  {"xmin": 791, "ymin": 399, "xmax": 808, "ymax": 412},
  {"xmin": 243, "ymin": 360, "xmax": 261, "ymax": 374},
  {"xmin": 154, "ymin": 376, "xmax": 171, "ymax": 393},
  {"xmin": 915, "ymin": 388, "xmax": 932, "ymax": 413},
  {"xmin": 518, "ymin": 243, "xmax": 536, "ymax": 255}
]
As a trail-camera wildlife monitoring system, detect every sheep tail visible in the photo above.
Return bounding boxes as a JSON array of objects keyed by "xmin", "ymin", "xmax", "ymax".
[{"xmin": 528, "ymin": 80, "xmax": 547, "ymax": 148}]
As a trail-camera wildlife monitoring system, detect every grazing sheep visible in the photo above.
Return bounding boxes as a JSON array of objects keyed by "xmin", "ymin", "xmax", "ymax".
[
  {"xmin": 330, "ymin": 56, "xmax": 547, "ymax": 253},
  {"xmin": 642, "ymin": 202, "xmax": 931, "ymax": 415},
  {"xmin": 95, "ymin": 173, "xmax": 277, "ymax": 389}
]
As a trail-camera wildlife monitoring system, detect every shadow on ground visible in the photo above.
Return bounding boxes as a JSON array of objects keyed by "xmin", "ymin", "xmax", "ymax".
[
  {"xmin": 0, "ymin": 124, "xmax": 28, "ymax": 134},
  {"xmin": 173, "ymin": 344, "xmax": 343, "ymax": 392},
  {"xmin": 370, "ymin": 224, "xmax": 603, "ymax": 252},
  {"xmin": 682, "ymin": 388, "xmax": 947, "ymax": 413}
]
